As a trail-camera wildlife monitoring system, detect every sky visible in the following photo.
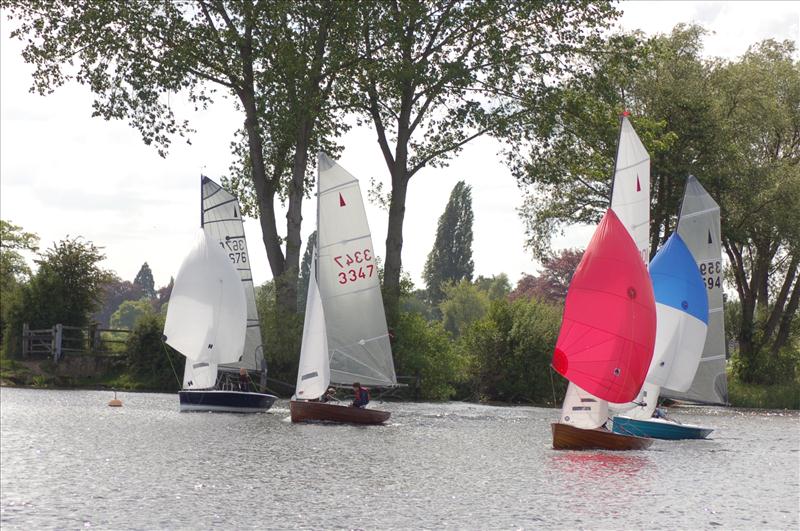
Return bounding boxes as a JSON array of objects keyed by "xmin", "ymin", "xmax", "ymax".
[{"xmin": 1, "ymin": 1, "xmax": 798, "ymax": 289}]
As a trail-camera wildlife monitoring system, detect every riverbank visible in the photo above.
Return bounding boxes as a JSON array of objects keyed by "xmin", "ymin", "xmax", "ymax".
[{"xmin": 2, "ymin": 356, "xmax": 797, "ymax": 410}]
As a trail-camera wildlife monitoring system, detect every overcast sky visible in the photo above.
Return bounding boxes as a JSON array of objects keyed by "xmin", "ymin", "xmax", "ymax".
[{"xmin": 1, "ymin": 1, "xmax": 798, "ymax": 289}]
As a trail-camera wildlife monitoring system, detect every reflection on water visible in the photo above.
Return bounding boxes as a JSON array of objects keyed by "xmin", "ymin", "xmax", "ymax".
[{"xmin": 1, "ymin": 389, "xmax": 798, "ymax": 529}]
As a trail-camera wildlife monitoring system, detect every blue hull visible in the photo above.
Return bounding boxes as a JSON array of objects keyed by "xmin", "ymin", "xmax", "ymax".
[
  {"xmin": 179, "ymin": 390, "xmax": 277, "ymax": 413},
  {"xmin": 612, "ymin": 416, "xmax": 713, "ymax": 440}
]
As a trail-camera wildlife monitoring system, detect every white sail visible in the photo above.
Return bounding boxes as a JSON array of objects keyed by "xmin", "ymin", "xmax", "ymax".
[
  {"xmin": 201, "ymin": 176, "xmax": 263, "ymax": 372},
  {"xmin": 560, "ymin": 382, "xmax": 609, "ymax": 429},
  {"xmin": 295, "ymin": 253, "xmax": 330, "ymax": 400},
  {"xmin": 316, "ymin": 152, "xmax": 397, "ymax": 387},
  {"xmin": 622, "ymin": 381, "xmax": 660, "ymax": 420},
  {"xmin": 663, "ymin": 176, "xmax": 728, "ymax": 404},
  {"xmin": 611, "ymin": 114, "xmax": 651, "ymax": 264},
  {"xmin": 163, "ymin": 230, "xmax": 247, "ymax": 388}
]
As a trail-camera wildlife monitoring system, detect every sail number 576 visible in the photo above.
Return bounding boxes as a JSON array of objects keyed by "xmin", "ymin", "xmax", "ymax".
[{"xmin": 334, "ymin": 249, "xmax": 374, "ymax": 285}]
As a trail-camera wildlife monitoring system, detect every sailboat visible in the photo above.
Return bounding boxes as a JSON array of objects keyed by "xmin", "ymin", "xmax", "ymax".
[
  {"xmin": 551, "ymin": 113, "xmax": 656, "ymax": 450},
  {"xmin": 611, "ymin": 225, "xmax": 713, "ymax": 439},
  {"xmin": 661, "ymin": 176, "xmax": 728, "ymax": 405},
  {"xmin": 163, "ymin": 177, "xmax": 277, "ymax": 413},
  {"xmin": 289, "ymin": 153, "xmax": 396, "ymax": 424}
]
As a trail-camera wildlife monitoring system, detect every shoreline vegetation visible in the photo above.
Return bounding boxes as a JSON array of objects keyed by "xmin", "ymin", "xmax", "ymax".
[{"xmin": 2, "ymin": 357, "xmax": 797, "ymax": 411}]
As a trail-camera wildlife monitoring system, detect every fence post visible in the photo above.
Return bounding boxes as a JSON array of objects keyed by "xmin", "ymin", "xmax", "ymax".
[
  {"xmin": 22, "ymin": 323, "xmax": 29, "ymax": 358},
  {"xmin": 88, "ymin": 322, "xmax": 97, "ymax": 352},
  {"xmin": 53, "ymin": 324, "xmax": 63, "ymax": 363}
]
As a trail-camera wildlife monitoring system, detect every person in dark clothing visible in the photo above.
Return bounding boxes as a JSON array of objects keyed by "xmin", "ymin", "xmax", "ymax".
[
  {"xmin": 320, "ymin": 387, "xmax": 336, "ymax": 403},
  {"xmin": 238, "ymin": 368, "xmax": 252, "ymax": 392},
  {"xmin": 351, "ymin": 382, "xmax": 369, "ymax": 408}
]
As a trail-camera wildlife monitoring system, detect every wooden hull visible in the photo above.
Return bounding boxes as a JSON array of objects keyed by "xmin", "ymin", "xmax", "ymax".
[
  {"xmin": 612, "ymin": 416, "xmax": 713, "ymax": 440},
  {"xmin": 552, "ymin": 422, "xmax": 653, "ymax": 451},
  {"xmin": 179, "ymin": 390, "xmax": 277, "ymax": 413},
  {"xmin": 290, "ymin": 400, "xmax": 390, "ymax": 425}
]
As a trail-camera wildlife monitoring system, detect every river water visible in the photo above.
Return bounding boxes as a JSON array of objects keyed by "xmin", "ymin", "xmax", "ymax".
[{"xmin": 1, "ymin": 388, "xmax": 797, "ymax": 529}]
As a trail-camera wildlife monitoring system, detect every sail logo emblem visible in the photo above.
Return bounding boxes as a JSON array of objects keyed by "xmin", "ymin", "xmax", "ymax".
[
  {"xmin": 708, "ymin": 230, "xmax": 713, "ymax": 244},
  {"xmin": 636, "ymin": 175, "xmax": 641, "ymax": 192},
  {"xmin": 339, "ymin": 193, "xmax": 346, "ymax": 207},
  {"xmin": 233, "ymin": 206, "xmax": 238, "ymax": 218}
]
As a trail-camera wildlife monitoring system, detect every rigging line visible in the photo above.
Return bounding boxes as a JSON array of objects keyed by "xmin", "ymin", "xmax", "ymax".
[
  {"xmin": 549, "ymin": 366, "xmax": 558, "ymax": 408},
  {"xmin": 161, "ymin": 341, "xmax": 182, "ymax": 388}
]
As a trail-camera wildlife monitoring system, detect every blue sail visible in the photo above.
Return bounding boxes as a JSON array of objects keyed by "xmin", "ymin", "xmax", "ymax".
[{"xmin": 649, "ymin": 233, "xmax": 709, "ymax": 324}]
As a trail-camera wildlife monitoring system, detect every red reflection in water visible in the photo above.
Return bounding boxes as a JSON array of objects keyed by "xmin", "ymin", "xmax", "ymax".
[{"xmin": 550, "ymin": 452, "xmax": 651, "ymax": 479}]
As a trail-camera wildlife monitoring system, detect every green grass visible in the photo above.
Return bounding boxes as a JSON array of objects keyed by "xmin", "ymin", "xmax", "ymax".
[{"xmin": 728, "ymin": 378, "xmax": 800, "ymax": 409}]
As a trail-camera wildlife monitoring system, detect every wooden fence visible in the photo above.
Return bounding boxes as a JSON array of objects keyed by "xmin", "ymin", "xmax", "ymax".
[{"xmin": 22, "ymin": 323, "xmax": 130, "ymax": 362}]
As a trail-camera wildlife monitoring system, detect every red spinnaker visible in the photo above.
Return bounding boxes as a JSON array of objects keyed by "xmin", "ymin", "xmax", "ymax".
[{"xmin": 552, "ymin": 209, "xmax": 656, "ymax": 403}]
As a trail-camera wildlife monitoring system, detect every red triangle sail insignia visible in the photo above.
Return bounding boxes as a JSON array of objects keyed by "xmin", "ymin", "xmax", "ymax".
[
  {"xmin": 636, "ymin": 175, "xmax": 641, "ymax": 192},
  {"xmin": 339, "ymin": 193, "xmax": 346, "ymax": 207}
]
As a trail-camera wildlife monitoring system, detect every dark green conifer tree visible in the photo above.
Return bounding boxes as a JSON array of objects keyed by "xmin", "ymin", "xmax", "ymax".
[{"xmin": 423, "ymin": 181, "xmax": 474, "ymax": 305}]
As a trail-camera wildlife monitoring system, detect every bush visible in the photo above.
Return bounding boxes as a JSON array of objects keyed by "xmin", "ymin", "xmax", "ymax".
[
  {"xmin": 125, "ymin": 312, "xmax": 183, "ymax": 391},
  {"xmin": 460, "ymin": 297, "xmax": 564, "ymax": 404},
  {"xmin": 393, "ymin": 311, "xmax": 467, "ymax": 400}
]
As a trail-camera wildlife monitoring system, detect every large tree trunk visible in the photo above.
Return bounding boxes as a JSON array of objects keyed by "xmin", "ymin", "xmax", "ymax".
[{"xmin": 383, "ymin": 167, "xmax": 409, "ymax": 328}]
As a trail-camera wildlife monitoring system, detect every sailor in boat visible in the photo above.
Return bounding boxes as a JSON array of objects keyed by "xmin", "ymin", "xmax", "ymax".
[
  {"xmin": 320, "ymin": 387, "xmax": 337, "ymax": 403},
  {"xmin": 238, "ymin": 367, "xmax": 252, "ymax": 392},
  {"xmin": 351, "ymin": 382, "xmax": 370, "ymax": 408}
]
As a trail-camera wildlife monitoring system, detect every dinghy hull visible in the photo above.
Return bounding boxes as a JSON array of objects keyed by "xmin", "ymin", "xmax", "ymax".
[
  {"xmin": 290, "ymin": 400, "xmax": 390, "ymax": 425},
  {"xmin": 179, "ymin": 390, "xmax": 277, "ymax": 413},
  {"xmin": 551, "ymin": 422, "xmax": 653, "ymax": 451},
  {"xmin": 612, "ymin": 416, "xmax": 713, "ymax": 439}
]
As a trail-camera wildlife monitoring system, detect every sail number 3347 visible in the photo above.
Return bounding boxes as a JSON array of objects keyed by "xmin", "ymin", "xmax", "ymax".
[
  {"xmin": 334, "ymin": 249, "xmax": 374, "ymax": 285},
  {"xmin": 699, "ymin": 260, "xmax": 721, "ymax": 290}
]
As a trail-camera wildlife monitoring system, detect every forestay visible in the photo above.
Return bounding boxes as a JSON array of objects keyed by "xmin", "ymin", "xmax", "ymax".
[
  {"xmin": 315, "ymin": 153, "xmax": 397, "ymax": 388},
  {"xmin": 201, "ymin": 177, "xmax": 263, "ymax": 373},
  {"xmin": 663, "ymin": 175, "xmax": 728, "ymax": 404},
  {"xmin": 295, "ymin": 253, "xmax": 330, "ymax": 400},
  {"xmin": 163, "ymin": 230, "xmax": 247, "ymax": 389}
]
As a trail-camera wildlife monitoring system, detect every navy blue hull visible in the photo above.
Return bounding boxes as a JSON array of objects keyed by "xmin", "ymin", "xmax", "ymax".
[
  {"xmin": 612, "ymin": 416, "xmax": 713, "ymax": 440},
  {"xmin": 179, "ymin": 390, "xmax": 277, "ymax": 413}
]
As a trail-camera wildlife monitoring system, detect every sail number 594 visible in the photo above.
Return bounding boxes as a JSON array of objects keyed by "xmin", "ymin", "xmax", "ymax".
[
  {"xmin": 334, "ymin": 249, "xmax": 374, "ymax": 285},
  {"xmin": 699, "ymin": 260, "xmax": 721, "ymax": 290}
]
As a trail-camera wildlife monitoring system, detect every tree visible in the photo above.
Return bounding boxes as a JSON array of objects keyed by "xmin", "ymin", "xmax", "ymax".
[
  {"xmin": 297, "ymin": 231, "xmax": 317, "ymax": 311},
  {"xmin": 0, "ymin": 220, "xmax": 39, "ymax": 285},
  {"xmin": 93, "ymin": 276, "xmax": 144, "ymax": 328},
  {"xmin": 133, "ymin": 263, "xmax": 156, "ymax": 299},
  {"xmin": 111, "ymin": 298, "xmax": 154, "ymax": 330},
  {"xmin": 713, "ymin": 41, "xmax": 800, "ymax": 379},
  {"xmin": 439, "ymin": 280, "xmax": 489, "ymax": 338},
  {"xmin": 509, "ymin": 249, "xmax": 582, "ymax": 303},
  {"xmin": 2, "ymin": 237, "xmax": 110, "ymax": 357},
  {"xmin": 0, "ymin": 221, "xmax": 39, "ymax": 348},
  {"xmin": 423, "ymin": 181, "xmax": 474, "ymax": 304},
  {"xmin": 473, "ymin": 274, "xmax": 511, "ymax": 302},
  {"xmin": 352, "ymin": 0, "xmax": 619, "ymax": 325},
  {"xmin": 6, "ymin": 0, "xmax": 358, "ymax": 318},
  {"xmin": 125, "ymin": 312, "xmax": 183, "ymax": 391}
]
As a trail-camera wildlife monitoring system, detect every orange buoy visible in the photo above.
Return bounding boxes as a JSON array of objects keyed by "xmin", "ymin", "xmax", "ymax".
[{"xmin": 108, "ymin": 390, "xmax": 123, "ymax": 407}]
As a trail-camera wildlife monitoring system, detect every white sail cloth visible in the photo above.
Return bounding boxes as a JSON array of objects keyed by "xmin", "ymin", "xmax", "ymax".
[
  {"xmin": 164, "ymin": 230, "xmax": 247, "ymax": 389},
  {"xmin": 201, "ymin": 177, "xmax": 263, "ymax": 373},
  {"xmin": 295, "ymin": 253, "xmax": 330, "ymax": 400},
  {"xmin": 560, "ymin": 382, "xmax": 609, "ymax": 429},
  {"xmin": 315, "ymin": 153, "xmax": 397, "ymax": 387}
]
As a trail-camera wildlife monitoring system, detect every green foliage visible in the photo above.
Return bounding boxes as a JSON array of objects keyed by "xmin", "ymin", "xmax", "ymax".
[
  {"xmin": 473, "ymin": 274, "xmax": 511, "ymax": 301},
  {"xmin": 256, "ymin": 281, "xmax": 302, "ymax": 392},
  {"xmin": 125, "ymin": 312, "xmax": 182, "ymax": 391},
  {"xmin": 730, "ymin": 346, "xmax": 800, "ymax": 387},
  {"xmin": 439, "ymin": 280, "xmax": 490, "ymax": 338},
  {"xmin": 110, "ymin": 298, "xmax": 154, "ymax": 330},
  {"xmin": 2, "ymin": 237, "xmax": 109, "ymax": 358},
  {"xmin": 133, "ymin": 262, "xmax": 156, "ymax": 298},
  {"xmin": 727, "ymin": 378, "xmax": 800, "ymax": 410},
  {"xmin": 423, "ymin": 181, "xmax": 475, "ymax": 304},
  {"xmin": 460, "ymin": 297, "xmax": 563, "ymax": 404},
  {"xmin": 393, "ymin": 312, "xmax": 466, "ymax": 401},
  {"xmin": 0, "ymin": 221, "xmax": 39, "ymax": 349}
]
